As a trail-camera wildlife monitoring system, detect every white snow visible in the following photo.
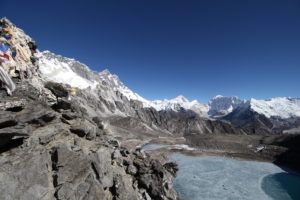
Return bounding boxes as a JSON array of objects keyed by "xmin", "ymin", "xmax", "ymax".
[
  {"xmin": 142, "ymin": 143, "xmax": 195, "ymax": 151},
  {"xmin": 213, "ymin": 95, "xmax": 224, "ymax": 99},
  {"xmin": 255, "ymin": 146, "xmax": 265, "ymax": 152},
  {"xmin": 39, "ymin": 51, "xmax": 151, "ymax": 104},
  {"xmin": 97, "ymin": 69, "xmax": 150, "ymax": 104},
  {"xmin": 208, "ymin": 96, "xmax": 244, "ymax": 116},
  {"xmin": 148, "ymin": 95, "xmax": 209, "ymax": 116},
  {"xmin": 171, "ymin": 144, "xmax": 195, "ymax": 151},
  {"xmin": 38, "ymin": 52, "xmax": 98, "ymax": 89},
  {"xmin": 250, "ymin": 97, "xmax": 300, "ymax": 118}
]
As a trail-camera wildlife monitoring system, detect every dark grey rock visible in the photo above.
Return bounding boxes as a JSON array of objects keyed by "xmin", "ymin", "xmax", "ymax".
[
  {"xmin": 62, "ymin": 111, "xmax": 78, "ymax": 120},
  {"xmin": 112, "ymin": 174, "xmax": 139, "ymax": 200},
  {"xmin": 0, "ymin": 114, "xmax": 17, "ymax": 128},
  {"xmin": 163, "ymin": 162, "xmax": 178, "ymax": 176},
  {"xmin": 15, "ymin": 104, "xmax": 56, "ymax": 125},
  {"xmin": 91, "ymin": 147, "xmax": 114, "ymax": 188},
  {"xmin": 45, "ymin": 82, "xmax": 69, "ymax": 98},
  {"xmin": 37, "ymin": 123, "xmax": 66, "ymax": 145},
  {"xmin": 92, "ymin": 116, "xmax": 104, "ymax": 129},
  {"xmin": 107, "ymin": 139, "xmax": 120, "ymax": 148},
  {"xmin": 53, "ymin": 99, "xmax": 72, "ymax": 111},
  {"xmin": 0, "ymin": 125, "xmax": 30, "ymax": 137},
  {"xmin": 70, "ymin": 119, "xmax": 98, "ymax": 139},
  {"xmin": 0, "ymin": 149, "xmax": 50, "ymax": 200}
]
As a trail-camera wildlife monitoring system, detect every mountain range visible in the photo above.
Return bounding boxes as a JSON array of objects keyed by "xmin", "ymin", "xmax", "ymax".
[{"xmin": 38, "ymin": 50, "xmax": 300, "ymax": 134}]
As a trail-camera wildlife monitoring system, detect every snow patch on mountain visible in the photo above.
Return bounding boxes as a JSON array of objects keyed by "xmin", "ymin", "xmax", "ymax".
[
  {"xmin": 39, "ymin": 51, "xmax": 149, "ymax": 103},
  {"xmin": 151, "ymin": 95, "xmax": 195, "ymax": 110},
  {"xmin": 38, "ymin": 51, "xmax": 98, "ymax": 89},
  {"xmin": 250, "ymin": 97, "xmax": 300, "ymax": 118},
  {"xmin": 97, "ymin": 69, "xmax": 149, "ymax": 104},
  {"xmin": 208, "ymin": 95, "xmax": 244, "ymax": 116},
  {"xmin": 149, "ymin": 95, "xmax": 209, "ymax": 115}
]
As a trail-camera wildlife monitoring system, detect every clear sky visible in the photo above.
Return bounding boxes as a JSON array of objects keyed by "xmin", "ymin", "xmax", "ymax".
[{"xmin": 1, "ymin": 0, "xmax": 300, "ymax": 103}]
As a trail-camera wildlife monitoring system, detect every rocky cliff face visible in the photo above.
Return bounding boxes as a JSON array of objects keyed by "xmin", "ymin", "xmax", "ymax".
[{"xmin": 0, "ymin": 80, "xmax": 178, "ymax": 200}]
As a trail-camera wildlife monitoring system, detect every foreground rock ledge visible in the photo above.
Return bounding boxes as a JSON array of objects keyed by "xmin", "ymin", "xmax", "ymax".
[{"xmin": 0, "ymin": 80, "xmax": 179, "ymax": 200}]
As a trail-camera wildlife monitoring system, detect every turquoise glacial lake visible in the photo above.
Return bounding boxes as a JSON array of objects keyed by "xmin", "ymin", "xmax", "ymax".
[
  {"xmin": 142, "ymin": 144, "xmax": 300, "ymax": 200},
  {"xmin": 171, "ymin": 154, "xmax": 300, "ymax": 200}
]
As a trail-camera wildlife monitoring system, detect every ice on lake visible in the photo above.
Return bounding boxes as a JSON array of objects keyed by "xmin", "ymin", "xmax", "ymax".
[
  {"xmin": 142, "ymin": 143, "xmax": 195, "ymax": 151},
  {"xmin": 171, "ymin": 155, "xmax": 300, "ymax": 200},
  {"xmin": 142, "ymin": 144, "xmax": 166, "ymax": 150}
]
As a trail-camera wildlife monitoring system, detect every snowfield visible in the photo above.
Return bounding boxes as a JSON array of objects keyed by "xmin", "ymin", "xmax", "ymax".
[
  {"xmin": 39, "ymin": 51, "xmax": 98, "ymax": 89},
  {"xmin": 250, "ymin": 98, "xmax": 300, "ymax": 118}
]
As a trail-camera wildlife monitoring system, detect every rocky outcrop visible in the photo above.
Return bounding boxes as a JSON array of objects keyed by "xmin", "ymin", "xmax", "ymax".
[
  {"xmin": 266, "ymin": 134, "xmax": 300, "ymax": 171},
  {"xmin": 0, "ymin": 80, "xmax": 178, "ymax": 200}
]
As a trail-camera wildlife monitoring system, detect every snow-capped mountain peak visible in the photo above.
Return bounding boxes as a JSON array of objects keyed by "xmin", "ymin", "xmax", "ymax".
[
  {"xmin": 149, "ymin": 95, "xmax": 209, "ymax": 116},
  {"xmin": 208, "ymin": 95, "xmax": 244, "ymax": 116},
  {"xmin": 98, "ymin": 69, "xmax": 149, "ymax": 103},
  {"xmin": 39, "ymin": 50, "xmax": 150, "ymax": 104},
  {"xmin": 173, "ymin": 95, "xmax": 189, "ymax": 103},
  {"xmin": 249, "ymin": 97, "xmax": 300, "ymax": 118},
  {"xmin": 213, "ymin": 95, "xmax": 224, "ymax": 99},
  {"xmin": 39, "ymin": 51, "xmax": 98, "ymax": 89}
]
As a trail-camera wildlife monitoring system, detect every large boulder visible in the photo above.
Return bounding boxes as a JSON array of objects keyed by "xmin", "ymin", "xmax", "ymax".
[
  {"xmin": 70, "ymin": 119, "xmax": 98, "ymax": 140},
  {"xmin": 45, "ymin": 82, "xmax": 69, "ymax": 98}
]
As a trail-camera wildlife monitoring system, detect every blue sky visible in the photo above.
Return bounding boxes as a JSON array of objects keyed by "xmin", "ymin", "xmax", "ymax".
[{"xmin": 1, "ymin": 0, "xmax": 300, "ymax": 103}]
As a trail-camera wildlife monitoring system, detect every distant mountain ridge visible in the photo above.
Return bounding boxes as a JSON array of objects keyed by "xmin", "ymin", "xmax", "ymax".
[{"xmin": 38, "ymin": 50, "xmax": 300, "ymax": 125}]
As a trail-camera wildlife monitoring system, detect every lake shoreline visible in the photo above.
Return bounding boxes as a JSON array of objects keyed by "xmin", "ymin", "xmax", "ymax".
[
  {"xmin": 141, "ymin": 135, "xmax": 300, "ymax": 175},
  {"xmin": 142, "ymin": 142, "xmax": 300, "ymax": 200}
]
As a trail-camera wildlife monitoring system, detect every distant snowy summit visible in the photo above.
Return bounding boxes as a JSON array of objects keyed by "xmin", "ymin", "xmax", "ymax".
[
  {"xmin": 208, "ymin": 95, "xmax": 245, "ymax": 117},
  {"xmin": 149, "ymin": 95, "xmax": 209, "ymax": 117},
  {"xmin": 249, "ymin": 97, "xmax": 300, "ymax": 119},
  {"xmin": 38, "ymin": 50, "xmax": 300, "ymax": 120}
]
